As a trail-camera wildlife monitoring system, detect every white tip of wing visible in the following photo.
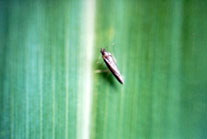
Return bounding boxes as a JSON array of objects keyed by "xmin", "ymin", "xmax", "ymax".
[{"xmin": 119, "ymin": 75, "xmax": 124, "ymax": 84}]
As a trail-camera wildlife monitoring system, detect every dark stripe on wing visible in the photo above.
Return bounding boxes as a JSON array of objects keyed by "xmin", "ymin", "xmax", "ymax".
[{"xmin": 104, "ymin": 59, "xmax": 124, "ymax": 84}]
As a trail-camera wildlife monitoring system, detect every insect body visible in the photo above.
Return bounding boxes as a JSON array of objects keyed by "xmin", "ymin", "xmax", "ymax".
[{"xmin": 101, "ymin": 48, "xmax": 124, "ymax": 84}]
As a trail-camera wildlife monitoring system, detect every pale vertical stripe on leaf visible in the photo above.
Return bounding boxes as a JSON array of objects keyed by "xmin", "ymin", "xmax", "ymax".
[
  {"xmin": 52, "ymin": 50, "xmax": 56, "ymax": 139},
  {"xmin": 39, "ymin": 46, "xmax": 43, "ymax": 139},
  {"xmin": 65, "ymin": 28, "xmax": 69, "ymax": 139},
  {"xmin": 25, "ymin": 46, "xmax": 29, "ymax": 139},
  {"xmin": 77, "ymin": 0, "xmax": 95, "ymax": 139}
]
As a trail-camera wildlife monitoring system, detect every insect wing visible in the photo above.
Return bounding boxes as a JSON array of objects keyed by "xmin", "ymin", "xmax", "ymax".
[
  {"xmin": 103, "ymin": 54, "xmax": 124, "ymax": 84},
  {"xmin": 105, "ymin": 55, "xmax": 120, "ymax": 73}
]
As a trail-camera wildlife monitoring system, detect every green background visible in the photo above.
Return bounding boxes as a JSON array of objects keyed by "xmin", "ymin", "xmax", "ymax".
[{"xmin": 0, "ymin": 0, "xmax": 207, "ymax": 139}]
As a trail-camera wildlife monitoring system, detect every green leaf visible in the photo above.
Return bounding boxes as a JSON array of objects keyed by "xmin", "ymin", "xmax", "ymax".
[{"xmin": 1, "ymin": 0, "xmax": 207, "ymax": 139}]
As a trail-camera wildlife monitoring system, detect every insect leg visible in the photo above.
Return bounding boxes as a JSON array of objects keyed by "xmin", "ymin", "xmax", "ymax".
[{"xmin": 94, "ymin": 69, "xmax": 109, "ymax": 73}]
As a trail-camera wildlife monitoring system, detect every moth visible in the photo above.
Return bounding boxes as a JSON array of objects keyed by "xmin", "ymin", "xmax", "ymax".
[{"xmin": 100, "ymin": 48, "xmax": 124, "ymax": 84}]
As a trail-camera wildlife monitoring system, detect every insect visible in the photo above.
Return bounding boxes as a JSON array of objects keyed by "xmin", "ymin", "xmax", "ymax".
[{"xmin": 100, "ymin": 48, "xmax": 124, "ymax": 84}]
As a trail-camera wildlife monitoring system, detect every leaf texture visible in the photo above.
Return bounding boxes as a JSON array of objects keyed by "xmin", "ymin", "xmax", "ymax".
[{"xmin": 0, "ymin": 0, "xmax": 207, "ymax": 139}]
